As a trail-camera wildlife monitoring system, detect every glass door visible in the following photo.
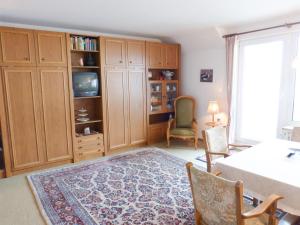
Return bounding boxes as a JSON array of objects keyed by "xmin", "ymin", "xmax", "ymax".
[
  {"xmin": 165, "ymin": 81, "xmax": 178, "ymax": 112},
  {"xmin": 150, "ymin": 81, "xmax": 163, "ymax": 113}
]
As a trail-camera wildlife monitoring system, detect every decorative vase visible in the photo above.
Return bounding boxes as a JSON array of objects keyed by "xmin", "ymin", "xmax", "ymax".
[{"xmin": 85, "ymin": 53, "xmax": 96, "ymax": 66}]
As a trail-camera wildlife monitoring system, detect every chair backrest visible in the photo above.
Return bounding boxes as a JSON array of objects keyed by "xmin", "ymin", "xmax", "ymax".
[
  {"xmin": 291, "ymin": 127, "xmax": 300, "ymax": 142},
  {"xmin": 203, "ymin": 126, "xmax": 229, "ymax": 154},
  {"xmin": 174, "ymin": 96, "xmax": 195, "ymax": 128},
  {"xmin": 186, "ymin": 163, "xmax": 243, "ymax": 225}
]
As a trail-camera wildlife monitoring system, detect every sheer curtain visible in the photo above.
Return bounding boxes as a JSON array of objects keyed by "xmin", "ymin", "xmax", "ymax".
[{"xmin": 225, "ymin": 36, "xmax": 238, "ymax": 142}]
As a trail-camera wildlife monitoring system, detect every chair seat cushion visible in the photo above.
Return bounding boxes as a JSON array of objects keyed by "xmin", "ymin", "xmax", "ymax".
[
  {"xmin": 170, "ymin": 128, "xmax": 194, "ymax": 136},
  {"xmin": 244, "ymin": 200, "xmax": 269, "ymax": 225}
]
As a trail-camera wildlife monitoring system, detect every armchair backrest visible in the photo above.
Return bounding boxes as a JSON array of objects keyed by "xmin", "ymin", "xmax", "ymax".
[
  {"xmin": 203, "ymin": 126, "xmax": 229, "ymax": 154},
  {"xmin": 175, "ymin": 96, "xmax": 195, "ymax": 128},
  {"xmin": 186, "ymin": 162, "xmax": 243, "ymax": 225}
]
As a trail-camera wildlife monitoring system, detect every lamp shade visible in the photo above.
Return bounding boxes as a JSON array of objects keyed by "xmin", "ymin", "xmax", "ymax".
[{"xmin": 207, "ymin": 101, "xmax": 219, "ymax": 114}]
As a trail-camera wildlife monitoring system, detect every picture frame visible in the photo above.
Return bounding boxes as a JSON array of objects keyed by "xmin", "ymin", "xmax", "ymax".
[{"xmin": 200, "ymin": 69, "xmax": 213, "ymax": 82}]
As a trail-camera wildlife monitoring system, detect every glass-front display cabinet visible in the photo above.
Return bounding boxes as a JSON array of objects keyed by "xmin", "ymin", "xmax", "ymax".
[{"xmin": 149, "ymin": 80, "xmax": 178, "ymax": 114}]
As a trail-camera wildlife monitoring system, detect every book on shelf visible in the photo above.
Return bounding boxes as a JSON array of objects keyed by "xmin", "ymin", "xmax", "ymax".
[{"xmin": 70, "ymin": 36, "xmax": 98, "ymax": 51}]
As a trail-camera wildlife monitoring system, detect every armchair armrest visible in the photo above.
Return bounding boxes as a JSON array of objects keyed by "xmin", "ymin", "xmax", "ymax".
[
  {"xmin": 208, "ymin": 151, "xmax": 230, "ymax": 158},
  {"xmin": 212, "ymin": 170, "xmax": 222, "ymax": 176},
  {"xmin": 242, "ymin": 194, "xmax": 283, "ymax": 219},
  {"xmin": 168, "ymin": 119, "xmax": 175, "ymax": 130}
]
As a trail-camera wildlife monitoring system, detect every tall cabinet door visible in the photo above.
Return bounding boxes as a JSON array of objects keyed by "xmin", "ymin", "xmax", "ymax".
[
  {"xmin": 39, "ymin": 68, "xmax": 72, "ymax": 162},
  {"xmin": 2, "ymin": 67, "xmax": 44, "ymax": 170},
  {"xmin": 0, "ymin": 28, "xmax": 36, "ymax": 66},
  {"xmin": 35, "ymin": 31, "xmax": 67, "ymax": 66},
  {"xmin": 104, "ymin": 68, "xmax": 129, "ymax": 150},
  {"xmin": 128, "ymin": 68, "xmax": 146, "ymax": 144},
  {"xmin": 104, "ymin": 38, "xmax": 126, "ymax": 66}
]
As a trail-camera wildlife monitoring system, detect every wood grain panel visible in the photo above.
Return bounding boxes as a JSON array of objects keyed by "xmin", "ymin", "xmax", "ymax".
[
  {"xmin": 0, "ymin": 28, "xmax": 36, "ymax": 65},
  {"xmin": 39, "ymin": 68, "xmax": 72, "ymax": 162},
  {"xmin": 2, "ymin": 68, "xmax": 43, "ymax": 170},
  {"xmin": 36, "ymin": 31, "xmax": 67, "ymax": 66},
  {"xmin": 104, "ymin": 68, "xmax": 128, "ymax": 150},
  {"xmin": 104, "ymin": 38, "xmax": 126, "ymax": 66},
  {"xmin": 127, "ymin": 40, "xmax": 145, "ymax": 66},
  {"xmin": 165, "ymin": 44, "xmax": 178, "ymax": 69},
  {"xmin": 128, "ymin": 69, "xmax": 146, "ymax": 144},
  {"xmin": 148, "ymin": 42, "xmax": 163, "ymax": 68}
]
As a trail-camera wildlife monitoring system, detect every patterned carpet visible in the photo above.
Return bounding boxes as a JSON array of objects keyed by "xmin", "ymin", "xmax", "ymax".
[{"xmin": 28, "ymin": 148, "xmax": 198, "ymax": 225}]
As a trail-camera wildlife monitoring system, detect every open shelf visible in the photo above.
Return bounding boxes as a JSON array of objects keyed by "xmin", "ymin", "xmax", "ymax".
[
  {"xmin": 72, "ymin": 66, "xmax": 99, "ymax": 69},
  {"xmin": 75, "ymin": 119, "xmax": 102, "ymax": 125},
  {"xmin": 74, "ymin": 96, "xmax": 101, "ymax": 100},
  {"xmin": 71, "ymin": 49, "xmax": 99, "ymax": 53}
]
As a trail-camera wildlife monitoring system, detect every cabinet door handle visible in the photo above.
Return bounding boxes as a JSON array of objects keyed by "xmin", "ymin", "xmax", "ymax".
[
  {"xmin": 129, "ymin": 61, "xmax": 132, "ymax": 64},
  {"xmin": 78, "ymin": 146, "xmax": 82, "ymax": 149},
  {"xmin": 24, "ymin": 57, "xmax": 29, "ymax": 60},
  {"xmin": 119, "ymin": 60, "xmax": 123, "ymax": 63},
  {"xmin": 41, "ymin": 57, "xmax": 45, "ymax": 61}
]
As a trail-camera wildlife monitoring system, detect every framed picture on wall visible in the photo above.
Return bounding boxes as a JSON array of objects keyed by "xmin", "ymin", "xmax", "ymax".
[{"xmin": 200, "ymin": 69, "xmax": 213, "ymax": 82}]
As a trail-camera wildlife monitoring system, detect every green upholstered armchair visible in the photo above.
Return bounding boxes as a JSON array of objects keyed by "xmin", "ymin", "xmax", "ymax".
[{"xmin": 167, "ymin": 96, "xmax": 198, "ymax": 149}]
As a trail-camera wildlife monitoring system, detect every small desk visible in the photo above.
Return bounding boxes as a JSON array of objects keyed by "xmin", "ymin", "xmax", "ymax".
[{"xmin": 215, "ymin": 139, "xmax": 300, "ymax": 216}]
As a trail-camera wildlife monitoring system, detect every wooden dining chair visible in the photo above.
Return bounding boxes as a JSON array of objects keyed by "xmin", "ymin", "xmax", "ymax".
[
  {"xmin": 186, "ymin": 162, "xmax": 283, "ymax": 225},
  {"xmin": 202, "ymin": 126, "xmax": 252, "ymax": 172},
  {"xmin": 291, "ymin": 127, "xmax": 300, "ymax": 142},
  {"xmin": 167, "ymin": 96, "xmax": 198, "ymax": 149}
]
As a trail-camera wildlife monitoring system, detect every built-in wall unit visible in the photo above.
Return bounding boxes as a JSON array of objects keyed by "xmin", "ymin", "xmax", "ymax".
[
  {"xmin": 146, "ymin": 42, "xmax": 180, "ymax": 144},
  {"xmin": 0, "ymin": 26, "xmax": 180, "ymax": 177}
]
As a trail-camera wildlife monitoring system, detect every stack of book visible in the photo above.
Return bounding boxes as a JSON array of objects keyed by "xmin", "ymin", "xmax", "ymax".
[{"xmin": 70, "ymin": 36, "xmax": 97, "ymax": 51}]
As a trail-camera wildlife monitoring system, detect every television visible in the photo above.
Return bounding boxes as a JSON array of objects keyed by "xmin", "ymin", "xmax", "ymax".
[{"xmin": 72, "ymin": 72, "xmax": 99, "ymax": 97}]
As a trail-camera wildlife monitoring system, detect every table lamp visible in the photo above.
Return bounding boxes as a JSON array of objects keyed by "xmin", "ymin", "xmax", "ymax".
[{"xmin": 207, "ymin": 101, "xmax": 219, "ymax": 123}]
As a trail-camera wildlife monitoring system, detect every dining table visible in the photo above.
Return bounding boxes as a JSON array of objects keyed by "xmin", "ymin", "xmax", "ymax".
[{"xmin": 214, "ymin": 139, "xmax": 300, "ymax": 216}]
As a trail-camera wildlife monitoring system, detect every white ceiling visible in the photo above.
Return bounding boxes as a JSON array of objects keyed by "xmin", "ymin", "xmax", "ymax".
[{"xmin": 1, "ymin": 0, "xmax": 300, "ymax": 39}]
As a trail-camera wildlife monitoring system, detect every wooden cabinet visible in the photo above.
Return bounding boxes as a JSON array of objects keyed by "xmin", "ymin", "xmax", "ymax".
[
  {"xmin": 38, "ymin": 68, "xmax": 72, "ymax": 162},
  {"xmin": 103, "ymin": 38, "xmax": 126, "ymax": 66},
  {"xmin": 1, "ymin": 67, "xmax": 73, "ymax": 172},
  {"xmin": 103, "ymin": 67, "xmax": 147, "ymax": 151},
  {"xmin": 148, "ymin": 122, "xmax": 168, "ymax": 144},
  {"xmin": 1, "ymin": 68, "xmax": 44, "ymax": 170},
  {"xmin": 127, "ymin": 40, "xmax": 145, "ymax": 66},
  {"xmin": 147, "ymin": 42, "xmax": 179, "ymax": 69},
  {"xmin": 147, "ymin": 42, "xmax": 163, "ymax": 68},
  {"xmin": 35, "ymin": 31, "xmax": 67, "ymax": 66},
  {"xmin": 0, "ymin": 28, "xmax": 36, "ymax": 66},
  {"xmin": 165, "ymin": 44, "xmax": 178, "ymax": 69},
  {"xmin": 104, "ymin": 68, "xmax": 129, "ymax": 150},
  {"xmin": 128, "ymin": 68, "xmax": 146, "ymax": 144}
]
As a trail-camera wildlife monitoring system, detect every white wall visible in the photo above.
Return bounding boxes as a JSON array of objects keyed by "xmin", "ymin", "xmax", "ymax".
[{"xmin": 166, "ymin": 28, "xmax": 228, "ymax": 135}]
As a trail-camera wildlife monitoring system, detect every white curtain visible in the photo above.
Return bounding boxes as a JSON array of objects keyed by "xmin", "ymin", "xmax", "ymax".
[{"xmin": 225, "ymin": 35, "xmax": 238, "ymax": 142}]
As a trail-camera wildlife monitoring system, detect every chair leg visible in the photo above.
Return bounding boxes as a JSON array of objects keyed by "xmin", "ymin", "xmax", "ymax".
[
  {"xmin": 167, "ymin": 135, "xmax": 170, "ymax": 148},
  {"xmin": 194, "ymin": 137, "xmax": 198, "ymax": 150},
  {"xmin": 195, "ymin": 210, "xmax": 201, "ymax": 225}
]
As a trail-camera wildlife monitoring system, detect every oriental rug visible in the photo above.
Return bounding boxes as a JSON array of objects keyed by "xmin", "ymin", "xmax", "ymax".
[{"xmin": 28, "ymin": 148, "xmax": 196, "ymax": 225}]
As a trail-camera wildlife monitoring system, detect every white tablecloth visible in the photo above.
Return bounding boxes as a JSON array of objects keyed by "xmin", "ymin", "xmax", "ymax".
[{"xmin": 215, "ymin": 139, "xmax": 300, "ymax": 216}]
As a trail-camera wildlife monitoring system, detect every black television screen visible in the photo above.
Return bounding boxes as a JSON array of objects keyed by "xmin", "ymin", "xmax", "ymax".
[{"xmin": 72, "ymin": 72, "xmax": 99, "ymax": 97}]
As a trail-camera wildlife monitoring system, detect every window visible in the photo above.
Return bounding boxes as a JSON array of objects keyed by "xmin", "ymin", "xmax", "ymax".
[{"xmin": 234, "ymin": 33, "xmax": 299, "ymax": 143}]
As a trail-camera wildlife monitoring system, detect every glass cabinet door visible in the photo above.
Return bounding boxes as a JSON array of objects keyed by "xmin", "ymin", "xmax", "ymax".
[
  {"xmin": 150, "ymin": 82, "xmax": 163, "ymax": 113},
  {"xmin": 165, "ymin": 81, "xmax": 178, "ymax": 112}
]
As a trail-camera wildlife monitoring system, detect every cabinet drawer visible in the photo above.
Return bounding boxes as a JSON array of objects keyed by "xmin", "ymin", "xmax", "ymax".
[
  {"xmin": 76, "ymin": 142, "xmax": 103, "ymax": 152},
  {"xmin": 76, "ymin": 134, "xmax": 103, "ymax": 145}
]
